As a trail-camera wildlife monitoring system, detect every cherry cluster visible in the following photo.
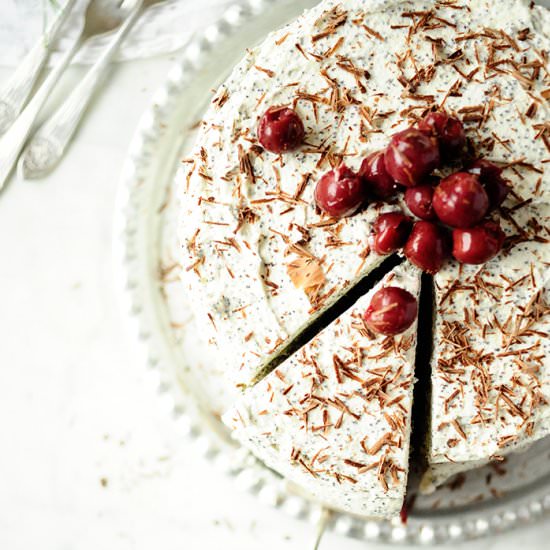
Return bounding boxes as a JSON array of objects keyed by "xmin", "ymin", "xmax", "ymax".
[
  {"xmin": 257, "ymin": 106, "xmax": 509, "ymax": 274},
  {"xmin": 257, "ymin": 107, "xmax": 511, "ymax": 334},
  {"xmin": 313, "ymin": 112, "xmax": 509, "ymax": 273}
]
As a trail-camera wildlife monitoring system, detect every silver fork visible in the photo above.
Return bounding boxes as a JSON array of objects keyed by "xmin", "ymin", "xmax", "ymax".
[
  {"xmin": 0, "ymin": 0, "xmax": 141, "ymax": 190},
  {"xmin": 19, "ymin": 0, "xmax": 166, "ymax": 180},
  {"xmin": 0, "ymin": 0, "xmax": 78, "ymax": 136}
]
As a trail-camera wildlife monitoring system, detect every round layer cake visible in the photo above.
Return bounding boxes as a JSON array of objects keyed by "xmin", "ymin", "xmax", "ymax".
[{"xmin": 178, "ymin": 0, "xmax": 549, "ymax": 517}]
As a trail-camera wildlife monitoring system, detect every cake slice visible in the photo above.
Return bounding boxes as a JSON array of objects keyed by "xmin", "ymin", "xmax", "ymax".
[
  {"xmin": 421, "ymin": 199, "xmax": 550, "ymax": 492},
  {"xmin": 223, "ymin": 263, "xmax": 421, "ymax": 517}
]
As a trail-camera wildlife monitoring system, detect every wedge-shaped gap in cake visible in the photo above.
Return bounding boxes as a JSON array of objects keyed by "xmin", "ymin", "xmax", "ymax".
[
  {"xmin": 404, "ymin": 273, "xmax": 435, "ymax": 504},
  {"xmin": 254, "ymin": 254, "xmax": 403, "ymax": 384},
  {"xmin": 223, "ymin": 262, "xmax": 422, "ymax": 517}
]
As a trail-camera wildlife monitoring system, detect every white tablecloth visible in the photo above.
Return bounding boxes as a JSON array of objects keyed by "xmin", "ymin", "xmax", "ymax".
[{"xmin": 1, "ymin": 2, "xmax": 549, "ymax": 549}]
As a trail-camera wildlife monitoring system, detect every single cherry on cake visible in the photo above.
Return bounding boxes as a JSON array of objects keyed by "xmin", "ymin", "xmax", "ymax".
[
  {"xmin": 257, "ymin": 106, "xmax": 305, "ymax": 153},
  {"xmin": 371, "ymin": 212, "xmax": 412, "ymax": 254},
  {"xmin": 314, "ymin": 164, "xmax": 366, "ymax": 218},
  {"xmin": 384, "ymin": 128, "xmax": 440, "ymax": 187},
  {"xmin": 466, "ymin": 159, "xmax": 510, "ymax": 210},
  {"xmin": 418, "ymin": 111, "xmax": 466, "ymax": 159},
  {"xmin": 359, "ymin": 150, "xmax": 398, "ymax": 199},
  {"xmin": 404, "ymin": 221, "xmax": 449, "ymax": 274},
  {"xmin": 363, "ymin": 286, "xmax": 418, "ymax": 336},
  {"xmin": 452, "ymin": 220, "xmax": 506, "ymax": 264},
  {"xmin": 404, "ymin": 184, "xmax": 437, "ymax": 220},
  {"xmin": 432, "ymin": 172, "xmax": 489, "ymax": 228}
]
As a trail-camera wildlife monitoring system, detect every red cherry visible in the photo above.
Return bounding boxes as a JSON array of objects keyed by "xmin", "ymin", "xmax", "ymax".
[
  {"xmin": 418, "ymin": 111, "xmax": 466, "ymax": 158},
  {"xmin": 466, "ymin": 159, "xmax": 510, "ymax": 210},
  {"xmin": 314, "ymin": 164, "xmax": 366, "ymax": 218},
  {"xmin": 257, "ymin": 106, "xmax": 305, "ymax": 153},
  {"xmin": 404, "ymin": 185, "xmax": 436, "ymax": 220},
  {"xmin": 371, "ymin": 212, "xmax": 412, "ymax": 255},
  {"xmin": 452, "ymin": 220, "xmax": 505, "ymax": 264},
  {"xmin": 384, "ymin": 128, "xmax": 440, "ymax": 187},
  {"xmin": 404, "ymin": 221, "xmax": 450, "ymax": 274},
  {"xmin": 432, "ymin": 172, "xmax": 489, "ymax": 228},
  {"xmin": 359, "ymin": 150, "xmax": 398, "ymax": 199},
  {"xmin": 363, "ymin": 286, "xmax": 418, "ymax": 335}
]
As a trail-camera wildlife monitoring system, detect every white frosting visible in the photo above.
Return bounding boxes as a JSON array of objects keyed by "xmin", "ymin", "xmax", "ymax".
[
  {"xmin": 423, "ymin": 207, "xmax": 550, "ymax": 492},
  {"xmin": 223, "ymin": 263, "xmax": 421, "ymax": 517}
]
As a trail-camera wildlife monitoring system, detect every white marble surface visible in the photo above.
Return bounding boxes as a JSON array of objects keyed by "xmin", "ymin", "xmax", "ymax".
[{"xmin": 1, "ymin": 2, "xmax": 550, "ymax": 549}]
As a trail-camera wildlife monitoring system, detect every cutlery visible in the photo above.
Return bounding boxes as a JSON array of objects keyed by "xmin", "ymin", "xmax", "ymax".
[
  {"xmin": 19, "ymin": 0, "xmax": 166, "ymax": 180},
  {"xmin": 0, "ymin": 0, "xmax": 139, "ymax": 191},
  {"xmin": 0, "ymin": 0, "xmax": 77, "ymax": 136}
]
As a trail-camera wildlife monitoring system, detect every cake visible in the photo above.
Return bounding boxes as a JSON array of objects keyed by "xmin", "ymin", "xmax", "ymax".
[
  {"xmin": 178, "ymin": 0, "xmax": 549, "ymax": 517},
  {"xmin": 223, "ymin": 263, "xmax": 421, "ymax": 516}
]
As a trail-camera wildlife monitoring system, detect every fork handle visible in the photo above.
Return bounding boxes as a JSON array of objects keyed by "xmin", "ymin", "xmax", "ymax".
[
  {"xmin": 0, "ymin": 0, "xmax": 77, "ymax": 135},
  {"xmin": 0, "ymin": 35, "xmax": 83, "ymax": 191},
  {"xmin": 18, "ymin": 1, "xmax": 145, "ymax": 180}
]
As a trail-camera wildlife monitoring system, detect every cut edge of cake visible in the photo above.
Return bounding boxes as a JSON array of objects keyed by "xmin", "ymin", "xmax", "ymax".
[{"xmin": 250, "ymin": 254, "xmax": 402, "ymax": 385}]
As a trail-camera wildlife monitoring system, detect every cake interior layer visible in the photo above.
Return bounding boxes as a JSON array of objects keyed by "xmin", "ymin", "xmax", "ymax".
[{"xmin": 251, "ymin": 253, "xmax": 403, "ymax": 385}]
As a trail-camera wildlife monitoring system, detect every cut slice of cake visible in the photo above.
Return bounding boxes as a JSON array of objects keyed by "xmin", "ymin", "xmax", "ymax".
[
  {"xmin": 223, "ymin": 263, "xmax": 421, "ymax": 517},
  {"xmin": 422, "ymin": 199, "xmax": 550, "ymax": 493}
]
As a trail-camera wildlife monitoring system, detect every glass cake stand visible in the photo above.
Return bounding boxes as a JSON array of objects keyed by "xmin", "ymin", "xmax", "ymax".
[{"xmin": 114, "ymin": 0, "xmax": 550, "ymax": 543}]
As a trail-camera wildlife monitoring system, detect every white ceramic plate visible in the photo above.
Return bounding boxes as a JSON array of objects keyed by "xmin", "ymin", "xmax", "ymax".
[{"xmin": 115, "ymin": 0, "xmax": 550, "ymax": 543}]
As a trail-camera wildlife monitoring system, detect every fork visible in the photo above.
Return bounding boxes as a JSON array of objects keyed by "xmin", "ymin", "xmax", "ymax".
[
  {"xmin": 0, "ymin": 0, "xmax": 77, "ymax": 136},
  {"xmin": 19, "ymin": 0, "xmax": 168, "ymax": 180},
  {"xmin": 0, "ymin": 0, "xmax": 141, "ymax": 190}
]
